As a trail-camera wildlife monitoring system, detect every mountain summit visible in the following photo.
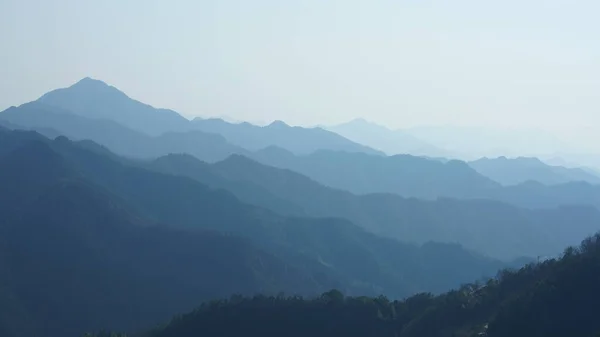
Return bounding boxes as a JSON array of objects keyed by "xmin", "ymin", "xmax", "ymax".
[
  {"xmin": 25, "ymin": 78, "xmax": 382, "ymax": 155},
  {"xmin": 37, "ymin": 77, "xmax": 190, "ymax": 135}
]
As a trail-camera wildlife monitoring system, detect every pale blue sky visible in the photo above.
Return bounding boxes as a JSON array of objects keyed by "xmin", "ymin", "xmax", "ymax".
[{"xmin": 1, "ymin": 0, "xmax": 599, "ymax": 142}]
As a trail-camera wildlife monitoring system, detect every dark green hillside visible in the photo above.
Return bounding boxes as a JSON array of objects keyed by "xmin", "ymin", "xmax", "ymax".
[{"xmin": 108, "ymin": 233, "xmax": 600, "ymax": 337}]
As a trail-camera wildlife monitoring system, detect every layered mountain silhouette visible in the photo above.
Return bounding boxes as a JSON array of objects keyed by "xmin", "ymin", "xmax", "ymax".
[
  {"xmin": 0, "ymin": 128, "xmax": 510, "ymax": 337},
  {"xmin": 20, "ymin": 77, "xmax": 381, "ymax": 156},
  {"xmin": 192, "ymin": 117, "xmax": 383, "ymax": 155},
  {"xmin": 469, "ymin": 156, "xmax": 600, "ymax": 186},
  {"xmin": 4, "ymin": 83, "xmax": 600, "ymax": 260},
  {"xmin": 251, "ymin": 147, "xmax": 501, "ymax": 198},
  {"xmin": 0, "ymin": 102, "xmax": 248, "ymax": 162},
  {"xmin": 249, "ymin": 147, "xmax": 600, "ymax": 211},
  {"xmin": 153, "ymin": 153, "xmax": 600, "ymax": 260},
  {"xmin": 0, "ymin": 136, "xmax": 322, "ymax": 337},
  {"xmin": 327, "ymin": 118, "xmax": 448, "ymax": 157},
  {"xmin": 2, "ymin": 77, "xmax": 600, "ymax": 337}
]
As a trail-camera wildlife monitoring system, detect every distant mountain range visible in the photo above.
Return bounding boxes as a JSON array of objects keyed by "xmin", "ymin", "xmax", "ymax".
[
  {"xmin": 0, "ymin": 101, "xmax": 249, "ymax": 162},
  {"xmin": 3, "ymin": 77, "xmax": 600, "ymax": 337},
  {"xmin": 404, "ymin": 125, "xmax": 575, "ymax": 159},
  {"xmin": 2, "ymin": 79, "xmax": 600, "ymax": 260},
  {"xmin": 252, "ymin": 147, "xmax": 499, "ymax": 198},
  {"xmin": 327, "ymin": 118, "xmax": 449, "ymax": 157},
  {"xmin": 151, "ymin": 152, "xmax": 600, "ymax": 260},
  {"xmin": 0, "ymin": 128, "xmax": 511, "ymax": 337},
  {"xmin": 24, "ymin": 77, "xmax": 382, "ymax": 156},
  {"xmin": 3, "ymin": 78, "xmax": 600, "ymax": 211},
  {"xmin": 192, "ymin": 117, "xmax": 381, "ymax": 155},
  {"xmin": 248, "ymin": 147, "xmax": 600, "ymax": 211},
  {"xmin": 469, "ymin": 156, "xmax": 600, "ymax": 186}
]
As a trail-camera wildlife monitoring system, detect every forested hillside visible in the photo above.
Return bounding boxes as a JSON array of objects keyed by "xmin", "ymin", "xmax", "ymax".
[{"xmin": 89, "ymin": 233, "xmax": 600, "ymax": 337}]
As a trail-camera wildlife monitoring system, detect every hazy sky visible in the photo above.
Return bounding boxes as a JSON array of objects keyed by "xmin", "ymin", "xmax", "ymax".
[{"xmin": 1, "ymin": 0, "xmax": 599, "ymax": 138}]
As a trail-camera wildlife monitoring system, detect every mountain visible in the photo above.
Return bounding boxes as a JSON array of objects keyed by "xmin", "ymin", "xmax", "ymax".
[
  {"xmin": 327, "ymin": 118, "xmax": 448, "ymax": 157},
  {"xmin": 130, "ymin": 233, "xmax": 600, "ymax": 337},
  {"xmin": 37, "ymin": 77, "xmax": 190, "ymax": 135},
  {"xmin": 0, "ymin": 139, "xmax": 319, "ymax": 337},
  {"xmin": 469, "ymin": 156, "xmax": 600, "ymax": 186},
  {"xmin": 0, "ymin": 102, "xmax": 248, "ymax": 162},
  {"xmin": 191, "ymin": 117, "xmax": 384, "ymax": 155},
  {"xmin": 404, "ymin": 125, "xmax": 573, "ymax": 160},
  {"xmin": 150, "ymin": 153, "xmax": 305, "ymax": 216},
  {"xmin": 250, "ymin": 147, "xmax": 600, "ymax": 212},
  {"xmin": 46, "ymin": 132, "xmax": 507, "ymax": 298},
  {"xmin": 251, "ymin": 147, "xmax": 499, "ymax": 198},
  {"xmin": 29, "ymin": 77, "xmax": 383, "ymax": 156},
  {"xmin": 152, "ymin": 153, "xmax": 600, "ymax": 260},
  {"xmin": 541, "ymin": 153, "xmax": 600, "ymax": 173},
  {"xmin": 0, "ymin": 128, "xmax": 512, "ymax": 337}
]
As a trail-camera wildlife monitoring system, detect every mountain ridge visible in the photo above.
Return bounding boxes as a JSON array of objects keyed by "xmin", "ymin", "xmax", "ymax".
[
  {"xmin": 28, "ymin": 78, "xmax": 383, "ymax": 156},
  {"xmin": 327, "ymin": 118, "xmax": 449, "ymax": 157},
  {"xmin": 154, "ymin": 152, "xmax": 600, "ymax": 260},
  {"xmin": 469, "ymin": 156, "xmax": 600, "ymax": 186}
]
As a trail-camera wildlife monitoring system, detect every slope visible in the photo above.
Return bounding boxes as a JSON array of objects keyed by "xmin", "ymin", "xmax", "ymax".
[
  {"xmin": 37, "ymin": 77, "xmax": 190, "ymax": 135},
  {"xmin": 0, "ymin": 140, "xmax": 318, "ymax": 337},
  {"xmin": 0, "ymin": 118, "xmax": 62, "ymax": 139},
  {"xmin": 327, "ymin": 118, "xmax": 448, "ymax": 157}
]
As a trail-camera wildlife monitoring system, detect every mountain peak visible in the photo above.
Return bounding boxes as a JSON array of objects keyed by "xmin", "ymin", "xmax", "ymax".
[
  {"xmin": 350, "ymin": 117, "xmax": 370, "ymax": 125},
  {"xmin": 268, "ymin": 120, "xmax": 289, "ymax": 128},
  {"xmin": 34, "ymin": 77, "xmax": 190, "ymax": 136},
  {"xmin": 37, "ymin": 77, "xmax": 123, "ymax": 102},
  {"xmin": 72, "ymin": 77, "xmax": 111, "ymax": 89}
]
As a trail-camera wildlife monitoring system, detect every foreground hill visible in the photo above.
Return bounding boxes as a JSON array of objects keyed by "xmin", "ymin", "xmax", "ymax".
[
  {"xmin": 469, "ymin": 156, "xmax": 600, "ymax": 186},
  {"xmin": 0, "ymin": 129, "xmax": 508, "ymax": 337},
  {"xmin": 96, "ymin": 233, "xmax": 600, "ymax": 337},
  {"xmin": 153, "ymin": 153, "xmax": 600, "ymax": 260}
]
